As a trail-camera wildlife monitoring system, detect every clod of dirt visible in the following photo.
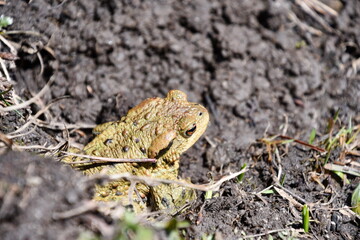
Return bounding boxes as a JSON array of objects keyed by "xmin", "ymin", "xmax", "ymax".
[{"xmin": 0, "ymin": 151, "xmax": 92, "ymax": 240}]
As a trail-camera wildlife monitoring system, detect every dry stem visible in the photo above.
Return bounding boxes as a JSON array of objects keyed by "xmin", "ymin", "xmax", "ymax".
[
  {"xmin": 89, "ymin": 168, "xmax": 247, "ymax": 192},
  {"xmin": 63, "ymin": 151, "xmax": 157, "ymax": 164}
]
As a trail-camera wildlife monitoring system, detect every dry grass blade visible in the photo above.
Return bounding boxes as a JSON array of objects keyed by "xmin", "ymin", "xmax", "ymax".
[
  {"xmin": 34, "ymin": 120, "xmax": 96, "ymax": 130},
  {"xmin": 6, "ymin": 96, "xmax": 60, "ymax": 136},
  {"xmin": 274, "ymin": 186, "xmax": 303, "ymax": 210},
  {"xmin": 15, "ymin": 140, "xmax": 66, "ymax": 151},
  {"xmin": 275, "ymin": 184, "xmax": 308, "ymax": 205},
  {"xmin": 199, "ymin": 169, "xmax": 248, "ymax": 191},
  {"xmin": 303, "ymin": 0, "xmax": 338, "ymax": 16},
  {"xmin": 0, "ymin": 74, "xmax": 54, "ymax": 112},
  {"xmin": 288, "ymin": 10, "xmax": 323, "ymax": 35},
  {"xmin": 324, "ymin": 163, "xmax": 360, "ymax": 177},
  {"xmin": 1, "ymin": 30, "xmax": 42, "ymax": 36},
  {"xmin": 0, "ymin": 57, "xmax": 12, "ymax": 82},
  {"xmin": 274, "ymin": 147, "xmax": 283, "ymax": 181},
  {"xmin": 295, "ymin": 0, "xmax": 334, "ymax": 32},
  {"xmin": 0, "ymin": 35, "xmax": 18, "ymax": 55},
  {"xmin": 7, "ymin": 126, "xmax": 36, "ymax": 140}
]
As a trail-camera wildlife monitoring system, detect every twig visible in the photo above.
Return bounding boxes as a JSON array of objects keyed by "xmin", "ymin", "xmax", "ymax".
[
  {"xmin": 278, "ymin": 135, "xmax": 326, "ymax": 153},
  {"xmin": 52, "ymin": 201, "xmax": 98, "ymax": 220},
  {"xmin": 63, "ymin": 151, "xmax": 157, "ymax": 164},
  {"xmin": 7, "ymin": 126, "xmax": 36, "ymax": 139},
  {"xmin": 7, "ymin": 97, "xmax": 59, "ymax": 135}
]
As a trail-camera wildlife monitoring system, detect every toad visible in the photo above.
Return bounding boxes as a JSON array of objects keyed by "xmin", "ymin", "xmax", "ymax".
[{"xmin": 63, "ymin": 90, "xmax": 209, "ymax": 212}]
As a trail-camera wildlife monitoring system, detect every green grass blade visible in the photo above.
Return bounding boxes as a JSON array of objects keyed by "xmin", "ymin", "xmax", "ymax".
[
  {"xmin": 309, "ymin": 128, "xmax": 316, "ymax": 144},
  {"xmin": 302, "ymin": 204, "xmax": 310, "ymax": 233},
  {"xmin": 351, "ymin": 184, "xmax": 360, "ymax": 215}
]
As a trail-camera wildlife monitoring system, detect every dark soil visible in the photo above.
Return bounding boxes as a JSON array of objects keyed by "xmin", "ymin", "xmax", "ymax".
[
  {"xmin": 0, "ymin": 151, "xmax": 91, "ymax": 240},
  {"xmin": 1, "ymin": 0, "xmax": 360, "ymax": 239}
]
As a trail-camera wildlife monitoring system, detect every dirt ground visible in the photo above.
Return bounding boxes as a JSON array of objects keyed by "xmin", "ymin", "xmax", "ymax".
[{"xmin": 0, "ymin": 0, "xmax": 360, "ymax": 239}]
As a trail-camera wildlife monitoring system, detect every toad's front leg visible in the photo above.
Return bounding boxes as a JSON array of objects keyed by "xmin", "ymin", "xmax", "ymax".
[
  {"xmin": 94, "ymin": 180, "xmax": 150, "ymax": 212},
  {"xmin": 149, "ymin": 180, "xmax": 196, "ymax": 213}
]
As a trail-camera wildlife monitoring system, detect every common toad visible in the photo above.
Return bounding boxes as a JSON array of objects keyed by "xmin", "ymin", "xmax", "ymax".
[{"xmin": 63, "ymin": 90, "xmax": 209, "ymax": 212}]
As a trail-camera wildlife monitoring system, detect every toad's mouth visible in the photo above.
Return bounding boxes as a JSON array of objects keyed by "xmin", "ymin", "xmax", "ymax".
[{"xmin": 156, "ymin": 140, "xmax": 174, "ymax": 159}]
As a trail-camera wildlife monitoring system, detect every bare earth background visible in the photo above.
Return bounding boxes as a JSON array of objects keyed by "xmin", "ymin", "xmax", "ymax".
[{"xmin": 0, "ymin": 0, "xmax": 359, "ymax": 239}]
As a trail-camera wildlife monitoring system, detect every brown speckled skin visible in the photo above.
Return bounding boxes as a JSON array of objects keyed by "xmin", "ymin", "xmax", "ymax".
[{"xmin": 63, "ymin": 90, "xmax": 209, "ymax": 211}]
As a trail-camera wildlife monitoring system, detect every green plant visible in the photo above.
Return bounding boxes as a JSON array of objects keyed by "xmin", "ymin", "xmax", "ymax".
[
  {"xmin": 237, "ymin": 163, "xmax": 247, "ymax": 182},
  {"xmin": 0, "ymin": 15, "xmax": 13, "ymax": 30},
  {"xmin": 116, "ymin": 211, "xmax": 154, "ymax": 240},
  {"xmin": 302, "ymin": 205, "xmax": 310, "ymax": 233},
  {"xmin": 351, "ymin": 184, "xmax": 360, "ymax": 215}
]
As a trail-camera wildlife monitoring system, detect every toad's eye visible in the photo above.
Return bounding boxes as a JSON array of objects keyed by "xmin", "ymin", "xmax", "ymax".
[{"xmin": 184, "ymin": 124, "xmax": 197, "ymax": 137}]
